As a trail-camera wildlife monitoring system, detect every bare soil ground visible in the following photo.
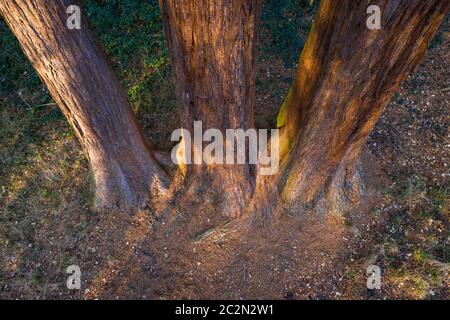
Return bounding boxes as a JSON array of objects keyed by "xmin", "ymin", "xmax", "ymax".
[{"xmin": 0, "ymin": 6, "xmax": 448, "ymax": 300}]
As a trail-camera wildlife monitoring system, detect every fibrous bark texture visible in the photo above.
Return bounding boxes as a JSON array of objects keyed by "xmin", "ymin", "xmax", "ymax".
[
  {"xmin": 159, "ymin": 0, "xmax": 259, "ymax": 217},
  {"xmin": 277, "ymin": 0, "xmax": 449, "ymax": 212},
  {"xmin": 1, "ymin": 0, "xmax": 447, "ymax": 220},
  {"xmin": 0, "ymin": 0, "xmax": 169, "ymax": 214}
]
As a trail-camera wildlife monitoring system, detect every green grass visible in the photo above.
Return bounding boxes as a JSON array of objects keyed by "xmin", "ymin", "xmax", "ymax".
[
  {"xmin": 260, "ymin": 0, "xmax": 318, "ymax": 67},
  {"xmin": 260, "ymin": 0, "xmax": 318, "ymax": 68},
  {"xmin": 0, "ymin": 0, "xmax": 319, "ymax": 125},
  {"xmin": 0, "ymin": 0, "xmax": 174, "ymax": 132},
  {"xmin": 0, "ymin": 0, "xmax": 447, "ymax": 300},
  {"xmin": 413, "ymin": 248, "xmax": 430, "ymax": 265},
  {"xmin": 82, "ymin": 0, "xmax": 175, "ymax": 114}
]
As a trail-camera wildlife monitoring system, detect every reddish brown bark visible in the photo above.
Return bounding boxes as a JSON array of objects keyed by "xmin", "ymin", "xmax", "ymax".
[
  {"xmin": 0, "ymin": 0, "xmax": 169, "ymax": 214},
  {"xmin": 159, "ymin": 0, "xmax": 259, "ymax": 217},
  {"xmin": 277, "ymin": 0, "xmax": 449, "ymax": 213},
  {"xmin": 1, "ymin": 0, "xmax": 447, "ymax": 220}
]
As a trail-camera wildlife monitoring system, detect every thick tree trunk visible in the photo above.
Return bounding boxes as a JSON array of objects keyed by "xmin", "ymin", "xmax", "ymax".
[
  {"xmin": 159, "ymin": 0, "xmax": 259, "ymax": 217},
  {"xmin": 277, "ymin": 0, "xmax": 449, "ymax": 213},
  {"xmin": 0, "ymin": 0, "xmax": 169, "ymax": 214},
  {"xmin": 2, "ymin": 0, "xmax": 446, "ymax": 220}
]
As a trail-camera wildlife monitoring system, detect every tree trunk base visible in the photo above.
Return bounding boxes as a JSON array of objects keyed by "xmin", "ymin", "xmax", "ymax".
[
  {"xmin": 167, "ymin": 165, "xmax": 255, "ymax": 219},
  {"xmin": 85, "ymin": 160, "xmax": 383, "ymax": 299},
  {"xmin": 92, "ymin": 159, "xmax": 169, "ymax": 215}
]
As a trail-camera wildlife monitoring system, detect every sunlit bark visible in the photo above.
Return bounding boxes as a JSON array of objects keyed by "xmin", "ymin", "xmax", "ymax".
[
  {"xmin": 159, "ymin": 0, "xmax": 259, "ymax": 217},
  {"xmin": 277, "ymin": 0, "xmax": 449, "ymax": 213},
  {"xmin": 0, "ymin": 0, "xmax": 169, "ymax": 214}
]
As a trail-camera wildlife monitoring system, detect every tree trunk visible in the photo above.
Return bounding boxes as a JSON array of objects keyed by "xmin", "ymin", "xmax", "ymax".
[
  {"xmin": 159, "ymin": 0, "xmax": 259, "ymax": 217},
  {"xmin": 2, "ymin": 0, "xmax": 447, "ymax": 220},
  {"xmin": 277, "ymin": 0, "xmax": 449, "ymax": 213},
  {"xmin": 0, "ymin": 0, "xmax": 169, "ymax": 214}
]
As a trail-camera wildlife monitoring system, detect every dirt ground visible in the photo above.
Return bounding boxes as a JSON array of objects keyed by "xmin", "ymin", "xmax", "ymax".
[{"xmin": 0, "ymin": 6, "xmax": 448, "ymax": 300}]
